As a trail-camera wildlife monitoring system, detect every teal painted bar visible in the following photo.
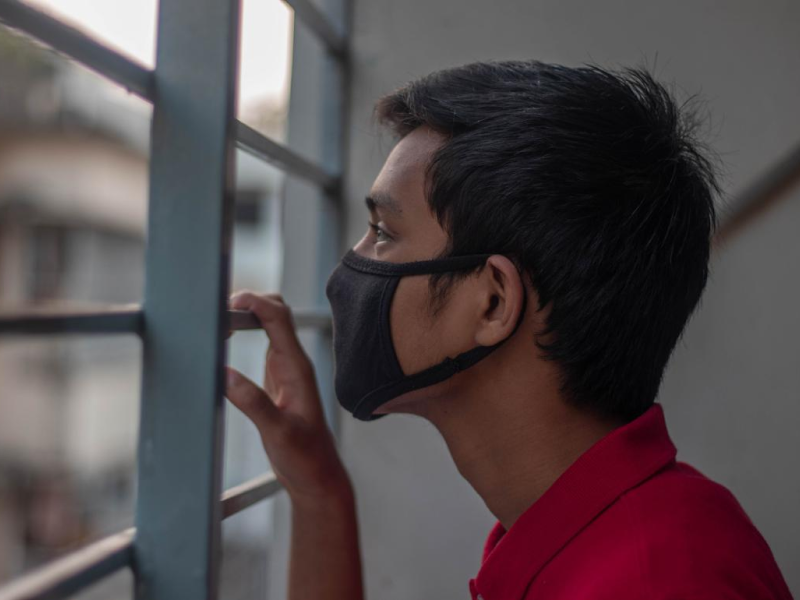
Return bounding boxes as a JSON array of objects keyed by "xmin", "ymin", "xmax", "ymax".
[
  {"xmin": 0, "ymin": 306, "xmax": 143, "ymax": 336},
  {"xmin": 133, "ymin": 0, "xmax": 240, "ymax": 598}
]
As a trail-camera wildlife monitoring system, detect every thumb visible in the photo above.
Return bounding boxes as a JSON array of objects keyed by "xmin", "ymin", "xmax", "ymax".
[{"xmin": 224, "ymin": 366, "xmax": 280, "ymax": 431}]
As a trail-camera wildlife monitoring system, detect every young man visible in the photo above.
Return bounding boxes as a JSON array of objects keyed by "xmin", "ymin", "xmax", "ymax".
[{"xmin": 225, "ymin": 60, "xmax": 792, "ymax": 599}]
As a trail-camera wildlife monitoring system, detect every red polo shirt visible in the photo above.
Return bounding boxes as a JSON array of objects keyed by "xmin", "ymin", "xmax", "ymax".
[{"xmin": 468, "ymin": 403, "xmax": 792, "ymax": 600}]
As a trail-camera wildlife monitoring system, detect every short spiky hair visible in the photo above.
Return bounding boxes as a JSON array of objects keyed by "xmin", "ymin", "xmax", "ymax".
[{"xmin": 373, "ymin": 59, "xmax": 720, "ymax": 422}]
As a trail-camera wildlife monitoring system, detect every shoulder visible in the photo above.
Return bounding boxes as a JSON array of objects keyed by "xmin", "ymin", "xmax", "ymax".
[
  {"xmin": 614, "ymin": 461, "xmax": 791, "ymax": 598},
  {"xmin": 521, "ymin": 461, "xmax": 792, "ymax": 600},
  {"xmin": 623, "ymin": 461, "xmax": 770, "ymax": 554}
]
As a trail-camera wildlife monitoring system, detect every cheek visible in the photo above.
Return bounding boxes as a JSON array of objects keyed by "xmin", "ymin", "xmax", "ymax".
[{"xmin": 389, "ymin": 276, "xmax": 441, "ymax": 375}]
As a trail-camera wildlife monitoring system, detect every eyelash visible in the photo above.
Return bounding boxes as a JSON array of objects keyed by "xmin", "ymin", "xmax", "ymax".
[{"xmin": 368, "ymin": 221, "xmax": 391, "ymax": 242}]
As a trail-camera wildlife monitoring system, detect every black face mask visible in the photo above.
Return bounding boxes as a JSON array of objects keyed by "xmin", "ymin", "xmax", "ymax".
[{"xmin": 324, "ymin": 248, "xmax": 528, "ymax": 421}]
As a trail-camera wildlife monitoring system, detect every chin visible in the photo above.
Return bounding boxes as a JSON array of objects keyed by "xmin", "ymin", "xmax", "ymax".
[
  {"xmin": 373, "ymin": 393, "xmax": 423, "ymax": 416},
  {"xmin": 371, "ymin": 403, "xmax": 394, "ymax": 415}
]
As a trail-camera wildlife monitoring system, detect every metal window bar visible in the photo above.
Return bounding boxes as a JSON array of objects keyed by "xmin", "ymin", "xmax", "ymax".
[
  {"xmin": 0, "ymin": 304, "xmax": 145, "ymax": 336},
  {"xmin": 0, "ymin": 306, "xmax": 330, "ymax": 336},
  {"xmin": 0, "ymin": 0, "xmax": 349, "ymax": 597}
]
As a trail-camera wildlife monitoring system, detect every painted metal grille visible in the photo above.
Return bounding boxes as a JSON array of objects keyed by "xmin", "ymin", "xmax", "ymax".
[{"xmin": 0, "ymin": 0, "xmax": 348, "ymax": 598}]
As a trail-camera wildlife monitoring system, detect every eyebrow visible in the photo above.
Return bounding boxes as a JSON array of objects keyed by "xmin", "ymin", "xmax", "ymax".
[{"xmin": 364, "ymin": 191, "xmax": 403, "ymax": 216}]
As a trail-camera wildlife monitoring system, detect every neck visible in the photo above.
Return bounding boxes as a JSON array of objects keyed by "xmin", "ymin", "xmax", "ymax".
[{"xmin": 417, "ymin": 348, "xmax": 626, "ymax": 531}]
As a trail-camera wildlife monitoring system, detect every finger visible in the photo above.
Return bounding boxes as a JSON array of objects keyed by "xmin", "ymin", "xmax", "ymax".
[
  {"xmin": 264, "ymin": 343, "xmax": 277, "ymax": 398},
  {"xmin": 227, "ymin": 290, "xmax": 252, "ymax": 337},
  {"xmin": 229, "ymin": 288, "xmax": 256, "ymax": 309},
  {"xmin": 224, "ymin": 366, "xmax": 280, "ymax": 430},
  {"xmin": 229, "ymin": 292, "xmax": 309, "ymax": 366}
]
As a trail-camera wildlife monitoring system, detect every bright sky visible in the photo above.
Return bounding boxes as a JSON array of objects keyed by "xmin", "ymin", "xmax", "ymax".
[{"xmin": 24, "ymin": 0, "xmax": 293, "ymax": 109}]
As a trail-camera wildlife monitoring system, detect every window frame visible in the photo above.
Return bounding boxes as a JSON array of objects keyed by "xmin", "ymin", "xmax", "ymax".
[{"xmin": 0, "ymin": 0, "xmax": 349, "ymax": 598}]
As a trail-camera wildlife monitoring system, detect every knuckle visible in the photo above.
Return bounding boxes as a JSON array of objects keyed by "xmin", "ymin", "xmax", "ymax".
[
  {"xmin": 230, "ymin": 290, "xmax": 257, "ymax": 308},
  {"xmin": 265, "ymin": 300, "xmax": 292, "ymax": 323}
]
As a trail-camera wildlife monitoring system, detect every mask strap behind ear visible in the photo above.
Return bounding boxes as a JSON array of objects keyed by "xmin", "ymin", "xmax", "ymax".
[{"xmin": 355, "ymin": 281, "xmax": 529, "ymax": 421}]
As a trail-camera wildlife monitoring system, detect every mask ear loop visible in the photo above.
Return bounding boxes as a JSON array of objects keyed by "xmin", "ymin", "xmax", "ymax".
[
  {"xmin": 354, "ymin": 264, "xmax": 531, "ymax": 420},
  {"xmin": 447, "ymin": 269, "xmax": 529, "ymax": 373}
]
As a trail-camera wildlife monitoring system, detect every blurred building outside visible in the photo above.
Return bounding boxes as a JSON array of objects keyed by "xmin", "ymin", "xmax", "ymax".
[{"xmin": 0, "ymin": 25, "xmax": 289, "ymax": 598}]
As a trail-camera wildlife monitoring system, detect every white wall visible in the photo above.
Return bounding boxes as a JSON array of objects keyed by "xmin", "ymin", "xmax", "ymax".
[{"xmin": 337, "ymin": 1, "xmax": 800, "ymax": 598}]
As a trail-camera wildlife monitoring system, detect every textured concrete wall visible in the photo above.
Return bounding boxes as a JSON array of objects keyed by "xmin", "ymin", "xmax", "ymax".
[{"xmin": 332, "ymin": 1, "xmax": 800, "ymax": 599}]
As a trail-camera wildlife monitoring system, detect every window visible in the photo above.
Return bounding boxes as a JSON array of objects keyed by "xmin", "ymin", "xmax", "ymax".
[{"xmin": 0, "ymin": 0, "xmax": 348, "ymax": 598}]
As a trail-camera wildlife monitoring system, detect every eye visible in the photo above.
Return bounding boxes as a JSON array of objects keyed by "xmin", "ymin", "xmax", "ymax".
[{"xmin": 368, "ymin": 220, "xmax": 391, "ymax": 242}]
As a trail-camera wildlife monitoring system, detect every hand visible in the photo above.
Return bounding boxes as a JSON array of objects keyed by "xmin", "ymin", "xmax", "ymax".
[{"xmin": 224, "ymin": 290, "xmax": 352, "ymax": 505}]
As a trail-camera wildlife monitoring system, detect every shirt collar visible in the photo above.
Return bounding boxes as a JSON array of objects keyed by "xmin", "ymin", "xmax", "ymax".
[{"xmin": 472, "ymin": 402, "xmax": 677, "ymax": 600}]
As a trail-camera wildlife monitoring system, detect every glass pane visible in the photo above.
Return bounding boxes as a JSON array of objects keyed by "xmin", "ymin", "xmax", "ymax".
[
  {"xmin": 21, "ymin": 0, "xmax": 157, "ymax": 68},
  {"xmin": 0, "ymin": 334, "xmax": 140, "ymax": 584},
  {"xmin": 220, "ymin": 145, "xmax": 287, "ymax": 599},
  {"xmin": 1, "ymin": 8, "xmax": 147, "ymax": 593},
  {"xmin": 237, "ymin": 0, "xmax": 293, "ymax": 143},
  {"xmin": 219, "ymin": 498, "xmax": 275, "ymax": 600},
  {"xmin": 230, "ymin": 148, "xmax": 284, "ymax": 291},
  {"xmin": 273, "ymin": 0, "xmax": 339, "ymax": 171},
  {"xmin": 0, "ymin": 24, "xmax": 150, "ymax": 312},
  {"xmin": 225, "ymin": 149, "xmax": 284, "ymax": 485},
  {"xmin": 71, "ymin": 567, "xmax": 134, "ymax": 600}
]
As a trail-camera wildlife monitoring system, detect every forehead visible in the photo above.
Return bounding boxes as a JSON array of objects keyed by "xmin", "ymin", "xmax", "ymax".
[{"xmin": 372, "ymin": 125, "xmax": 446, "ymax": 210}]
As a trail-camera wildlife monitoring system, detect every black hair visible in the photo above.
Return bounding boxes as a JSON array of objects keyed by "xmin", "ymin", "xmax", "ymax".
[{"xmin": 372, "ymin": 59, "xmax": 720, "ymax": 423}]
